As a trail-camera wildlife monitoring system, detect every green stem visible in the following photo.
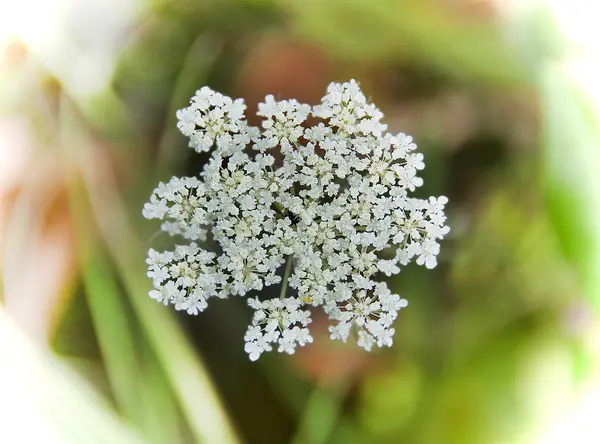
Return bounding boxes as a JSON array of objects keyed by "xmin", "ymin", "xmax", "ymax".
[{"xmin": 280, "ymin": 256, "xmax": 294, "ymax": 300}]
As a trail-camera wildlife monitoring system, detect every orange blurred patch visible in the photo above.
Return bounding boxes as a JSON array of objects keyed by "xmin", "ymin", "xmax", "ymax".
[
  {"xmin": 1, "ymin": 39, "xmax": 27, "ymax": 72},
  {"xmin": 1, "ymin": 118, "xmax": 76, "ymax": 344}
]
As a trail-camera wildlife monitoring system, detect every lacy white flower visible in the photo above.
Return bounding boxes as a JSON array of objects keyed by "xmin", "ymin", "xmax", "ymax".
[{"xmin": 143, "ymin": 80, "xmax": 449, "ymax": 361}]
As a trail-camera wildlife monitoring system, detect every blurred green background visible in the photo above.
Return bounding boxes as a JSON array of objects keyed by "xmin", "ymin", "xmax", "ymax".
[{"xmin": 1, "ymin": 0, "xmax": 600, "ymax": 443}]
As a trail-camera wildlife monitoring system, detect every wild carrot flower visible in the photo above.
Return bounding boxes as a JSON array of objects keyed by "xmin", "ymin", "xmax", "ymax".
[{"xmin": 143, "ymin": 80, "xmax": 449, "ymax": 360}]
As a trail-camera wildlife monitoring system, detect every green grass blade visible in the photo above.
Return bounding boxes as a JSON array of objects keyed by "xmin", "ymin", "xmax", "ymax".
[{"xmin": 83, "ymin": 167, "xmax": 242, "ymax": 444}]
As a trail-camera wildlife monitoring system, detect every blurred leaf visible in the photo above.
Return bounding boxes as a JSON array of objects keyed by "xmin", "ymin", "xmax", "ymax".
[
  {"xmin": 358, "ymin": 362, "xmax": 421, "ymax": 439},
  {"xmin": 82, "ymin": 157, "xmax": 242, "ymax": 444},
  {"xmin": 80, "ymin": 253, "xmax": 141, "ymax": 420},
  {"xmin": 61, "ymin": 98, "xmax": 187, "ymax": 442},
  {"xmin": 449, "ymin": 180, "xmax": 577, "ymax": 363},
  {"xmin": 57, "ymin": 93, "xmax": 240, "ymax": 443},
  {"xmin": 284, "ymin": 0, "xmax": 525, "ymax": 85},
  {"xmin": 541, "ymin": 64, "xmax": 600, "ymax": 313},
  {"xmin": 81, "ymin": 252, "xmax": 185, "ymax": 443},
  {"xmin": 290, "ymin": 380, "xmax": 351, "ymax": 444}
]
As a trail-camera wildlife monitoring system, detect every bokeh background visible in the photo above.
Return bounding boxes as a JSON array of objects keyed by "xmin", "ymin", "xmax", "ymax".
[{"xmin": 1, "ymin": 0, "xmax": 600, "ymax": 443}]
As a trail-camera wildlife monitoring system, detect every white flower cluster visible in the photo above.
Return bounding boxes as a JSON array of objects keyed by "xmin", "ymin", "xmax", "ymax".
[
  {"xmin": 143, "ymin": 80, "xmax": 449, "ymax": 361},
  {"xmin": 244, "ymin": 297, "xmax": 313, "ymax": 361}
]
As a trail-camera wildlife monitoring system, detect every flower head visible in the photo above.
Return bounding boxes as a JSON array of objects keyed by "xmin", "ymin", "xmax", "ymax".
[{"xmin": 143, "ymin": 80, "xmax": 449, "ymax": 360}]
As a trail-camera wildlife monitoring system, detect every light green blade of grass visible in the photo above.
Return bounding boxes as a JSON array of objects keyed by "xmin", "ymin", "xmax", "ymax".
[
  {"xmin": 80, "ymin": 152, "xmax": 241, "ymax": 444},
  {"xmin": 54, "ymin": 55, "xmax": 240, "ymax": 441},
  {"xmin": 0, "ymin": 308, "xmax": 144, "ymax": 444},
  {"xmin": 80, "ymin": 253, "xmax": 143, "ymax": 421},
  {"xmin": 80, "ymin": 251, "xmax": 185, "ymax": 443},
  {"xmin": 110, "ymin": 245, "xmax": 242, "ymax": 444},
  {"xmin": 107, "ymin": 241, "xmax": 242, "ymax": 444},
  {"xmin": 541, "ymin": 63, "xmax": 600, "ymax": 313},
  {"xmin": 56, "ymin": 95, "xmax": 239, "ymax": 443},
  {"xmin": 60, "ymin": 92, "xmax": 186, "ymax": 443},
  {"xmin": 138, "ymin": 337, "xmax": 194, "ymax": 444}
]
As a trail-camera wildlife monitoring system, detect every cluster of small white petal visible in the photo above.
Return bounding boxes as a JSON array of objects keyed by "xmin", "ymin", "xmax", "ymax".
[
  {"xmin": 176, "ymin": 86, "xmax": 258, "ymax": 155},
  {"xmin": 326, "ymin": 282, "xmax": 408, "ymax": 351},
  {"xmin": 143, "ymin": 80, "xmax": 449, "ymax": 360},
  {"xmin": 244, "ymin": 297, "xmax": 313, "ymax": 361}
]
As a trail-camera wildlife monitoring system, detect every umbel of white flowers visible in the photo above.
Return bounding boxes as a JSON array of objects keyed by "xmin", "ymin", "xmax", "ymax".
[{"xmin": 143, "ymin": 80, "xmax": 449, "ymax": 361}]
